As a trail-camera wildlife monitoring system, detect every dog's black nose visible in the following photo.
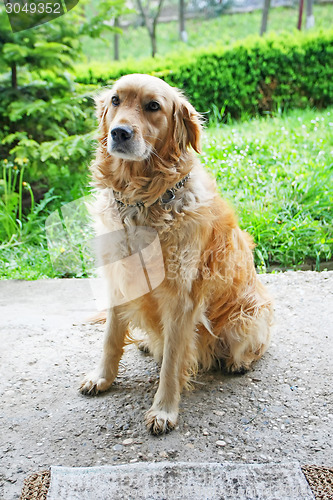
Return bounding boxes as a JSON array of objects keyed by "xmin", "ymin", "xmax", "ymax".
[{"xmin": 110, "ymin": 126, "xmax": 134, "ymax": 144}]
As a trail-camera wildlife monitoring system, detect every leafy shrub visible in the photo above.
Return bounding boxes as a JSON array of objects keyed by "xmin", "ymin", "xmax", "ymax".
[
  {"xmin": 74, "ymin": 29, "xmax": 333, "ymax": 119},
  {"xmin": 0, "ymin": 1, "xmax": 126, "ymax": 244},
  {"xmin": 0, "ymin": 3, "xmax": 132, "ymax": 281},
  {"xmin": 0, "ymin": 8, "xmax": 94, "ymax": 197},
  {"xmin": 0, "ymin": 0, "xmax": 127, "ymax": 187}
]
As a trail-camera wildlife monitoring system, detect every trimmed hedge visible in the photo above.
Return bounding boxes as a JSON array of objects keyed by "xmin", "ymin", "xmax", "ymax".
[{"xmin": 74, "ymin": 29, "xmax": 333, "ymax": 119}]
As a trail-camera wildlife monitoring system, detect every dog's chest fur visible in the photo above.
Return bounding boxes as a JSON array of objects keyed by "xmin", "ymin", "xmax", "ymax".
[{"xmin": 93, "ymin": 166, "xmax": 216, "ymax": 330}]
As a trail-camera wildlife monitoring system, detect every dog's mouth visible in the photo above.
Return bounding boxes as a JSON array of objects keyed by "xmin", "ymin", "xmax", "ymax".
[{"xmin": 110, "ymin": 144, "xmax": 131, "ymax": 156}]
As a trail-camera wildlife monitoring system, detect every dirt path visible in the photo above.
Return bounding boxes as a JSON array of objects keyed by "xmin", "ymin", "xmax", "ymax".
[{"xmin": 0, "ymin": 271, "xmax": 332, "ymax": 499}]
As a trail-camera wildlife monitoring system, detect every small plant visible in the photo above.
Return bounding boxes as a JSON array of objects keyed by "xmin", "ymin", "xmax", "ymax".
[
  {"xmin": 209, "ymin": 102, "xmax": 230, "ymax": 128},
  {"xmin": 0, "ymin": 158, "xmax": 34, "ymax": 242}
]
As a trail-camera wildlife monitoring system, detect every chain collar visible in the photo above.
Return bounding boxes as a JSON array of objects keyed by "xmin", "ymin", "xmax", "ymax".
[{"xmin": 113, "ymin": 172, "xmax": 191, "ymax": 208}]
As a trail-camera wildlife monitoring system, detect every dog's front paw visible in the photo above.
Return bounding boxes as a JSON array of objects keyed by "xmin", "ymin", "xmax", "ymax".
[
  {"xmin": 145, "ymin": 407, "xmax": 178, "ymax": 435},
  {"xmin": 79, "ymin": 372, "xmax": 113, "ymax": 396}
]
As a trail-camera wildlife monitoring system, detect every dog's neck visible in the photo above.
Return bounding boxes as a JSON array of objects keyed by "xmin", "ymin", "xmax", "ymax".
[
  {"xmin": 112, "ymin": 172, "xmax": 191, "ymax": 208},
  {"xmin": 91, "ymin": 149, "xmax": 195, "ymax": 207}
]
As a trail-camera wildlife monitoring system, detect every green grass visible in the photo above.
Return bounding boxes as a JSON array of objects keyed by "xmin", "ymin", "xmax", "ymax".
[
  {"xmin": 203, "ymin": 108, "xmax": 333, "ymax": 270},
  {"xmin": 80, "ymin": 4, "xmax": 333, "ymax": 63},
  {"xmin": 1, "ymin": 106, "xmax": 332, "ymax": 279},
  {"xmin": 0, "ymin": 244, "xmax": 54, "ymax": 279}
]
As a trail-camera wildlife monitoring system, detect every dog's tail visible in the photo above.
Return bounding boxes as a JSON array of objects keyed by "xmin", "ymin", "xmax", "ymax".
[{"xmin": 86, "ymin": 310, "xmax": 107, "ymax": 324}]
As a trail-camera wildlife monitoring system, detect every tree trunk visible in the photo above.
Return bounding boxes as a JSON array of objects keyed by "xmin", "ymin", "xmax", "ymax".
[
  {"xmin": 150, "ymin": 29, "xmax": 157, "ymax": 58},
  {"xmin": 297, "ymin": 0, "xmax": 304, "ymax": 30},
  {"xmin": 179, "ymin": 0, "xmax": 188, "ymax": 43},
  {"xmin": 136, "ymin": 0, "xmax": 164, "ymax": 58},
  {"xmin": 11, "ymin": 62, "xmax": 17, "ymax": 89},
  {"xmin": 306, "ymin": 0, "xmax": 315, "ymax": 29},
  {"xmin": 260, "ymin": 0, "xmax": 271, "ymax": 36},
  {"xmin": 114, "ymin": 17, "xmax": 120, "ymax": 61},
  {"xmin": 152, "ymin": 0, "xmax": 164, "ymax": 56}
]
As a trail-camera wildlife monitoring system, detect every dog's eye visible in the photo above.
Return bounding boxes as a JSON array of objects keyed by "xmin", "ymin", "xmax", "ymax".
[
  {"xmin": 146, "ymin": 101, "xmax": 160, "ymax": 112},
  {"xmin": 112, "ymin": 95, "xmax": 120, "ymax": 107}
]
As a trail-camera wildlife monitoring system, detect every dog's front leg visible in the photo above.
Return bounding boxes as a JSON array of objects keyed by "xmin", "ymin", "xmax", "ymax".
[
  {"xmin": 145, "ymin": 309, "xmax": 196, "ymax": 435},
  {"xmin": 80, "ymin": 307, "xmax": 127, "ymax": 395}
]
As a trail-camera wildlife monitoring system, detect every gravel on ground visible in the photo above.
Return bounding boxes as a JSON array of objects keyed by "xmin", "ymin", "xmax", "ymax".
[{"xmin": 0, "ymin": 271, "xmax": 332, "ymax": 499}]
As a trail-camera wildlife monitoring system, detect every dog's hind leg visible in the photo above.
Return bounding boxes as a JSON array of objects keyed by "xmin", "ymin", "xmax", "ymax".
[
  {"xmin": 222, "ymin": 306, "xmax": 273, "ymax": 373},
  {"xmin": 138, "ymin": 339, "xmax": 151, "ymax": 354}
]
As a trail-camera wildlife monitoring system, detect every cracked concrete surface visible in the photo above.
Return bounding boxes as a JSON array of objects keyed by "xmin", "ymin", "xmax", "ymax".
[{"xmin": 0, "ymin": 271, "xmax": 332, "ymax": 499}]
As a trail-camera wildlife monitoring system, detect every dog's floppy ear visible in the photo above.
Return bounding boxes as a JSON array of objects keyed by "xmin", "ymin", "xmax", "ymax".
[{"xmin": 173, "ymin": 95, "xmax": 202, "ymax": 154}]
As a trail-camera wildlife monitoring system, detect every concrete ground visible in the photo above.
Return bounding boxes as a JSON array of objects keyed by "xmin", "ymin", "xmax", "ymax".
[{"xmin": 0, "ymin": 271, "xmax": 332, "ymax": 500}]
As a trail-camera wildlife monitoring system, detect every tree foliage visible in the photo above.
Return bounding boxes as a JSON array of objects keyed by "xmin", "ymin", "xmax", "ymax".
[{"xmin": 0, "ymin": 0, "xmax": 125, "ymax": 194}]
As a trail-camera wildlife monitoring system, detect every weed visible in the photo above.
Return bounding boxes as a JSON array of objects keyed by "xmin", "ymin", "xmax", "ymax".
[{"xmin": 0, "ymin": 158, "xmax": 34, "ymax": 241}]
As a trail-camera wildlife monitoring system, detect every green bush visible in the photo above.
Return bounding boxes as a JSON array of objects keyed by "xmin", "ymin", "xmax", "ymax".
[
  {"xmin": 74, "ymin": 29, "xmax": 333, "ymax": 119},
  {"xmin": 0, "ymin": 1, "xmax": 125, "ymax": 244},
  {"xmin": 0, "ymin": 7, "xmax": 95, "ymax": 195}
]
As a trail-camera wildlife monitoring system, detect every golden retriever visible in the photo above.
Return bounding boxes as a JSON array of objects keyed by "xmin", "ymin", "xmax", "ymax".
[{"xmin": 80, "ymin": 74, "xmax": 273, "ymax": 435}]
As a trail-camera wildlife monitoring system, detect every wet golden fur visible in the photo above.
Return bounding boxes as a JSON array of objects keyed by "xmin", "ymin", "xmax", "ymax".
[{"xmin": 80, "ymin": 74, "xmax": 273, "ymax": 434}]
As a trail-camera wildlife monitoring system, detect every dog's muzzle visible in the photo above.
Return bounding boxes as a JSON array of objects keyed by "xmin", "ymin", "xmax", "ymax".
[{"xmin": 108, "ymin": 124, "xmax": 149, "ymax": 160}]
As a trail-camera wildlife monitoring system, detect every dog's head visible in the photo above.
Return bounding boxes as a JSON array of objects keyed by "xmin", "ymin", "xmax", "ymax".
[{"xmin": 95, "ymin": 74, "xmax": 202, "ymax": 164}]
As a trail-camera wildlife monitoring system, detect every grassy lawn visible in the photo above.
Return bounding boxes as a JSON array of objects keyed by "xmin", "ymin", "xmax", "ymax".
[
  {"xmin": 203, "ymin": 108, "xmax": 333, "ymax": 270},
  {"xmin": 1, "ymin": 106, "xmax": 332, "ymax": 280},
  {"xmin": 80, "ymin": 4, "xmax": 333, "ymax": 63}
]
